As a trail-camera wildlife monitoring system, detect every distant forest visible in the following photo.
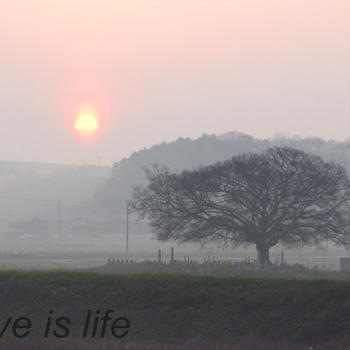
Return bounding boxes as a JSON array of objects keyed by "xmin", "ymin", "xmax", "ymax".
[{"xmin": 95, "ymin": 132, "xmax": 349, "ymax": 208}]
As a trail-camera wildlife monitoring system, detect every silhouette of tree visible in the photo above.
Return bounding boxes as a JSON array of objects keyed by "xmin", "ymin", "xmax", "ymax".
[{"xmin": 132, "ymin": 147, "xmax": 349, "ymax": 266}]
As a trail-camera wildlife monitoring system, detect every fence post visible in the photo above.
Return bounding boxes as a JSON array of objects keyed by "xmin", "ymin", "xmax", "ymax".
[
  {"xmin": 281, "ymin": 250, "xmax": 284, "ymax": 265},
  {"xmin": 170, "ymin": 247, "xmax": 174, "ymax": 263},
  {"xmin": 158, "ymin": 249, "xmax": 162, "ymax": 263}
]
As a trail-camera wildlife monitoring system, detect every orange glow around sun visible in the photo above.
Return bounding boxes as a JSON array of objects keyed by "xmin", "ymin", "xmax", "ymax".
[{"xmin": 74, "ymin": 113, "xmax": 100, "ymax": 138}]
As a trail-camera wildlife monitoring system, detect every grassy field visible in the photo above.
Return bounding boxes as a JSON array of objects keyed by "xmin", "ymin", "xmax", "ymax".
[
  {"xmin": 0, "ymin": 270, "xmax": 348, "ymax": 350},
  {"xmin": 92, "ymin": 260, "xmax": 350, "ymax": 280}
]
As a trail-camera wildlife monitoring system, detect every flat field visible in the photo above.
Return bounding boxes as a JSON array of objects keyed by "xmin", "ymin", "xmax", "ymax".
[{"xmin": 0, "ymin": 271, "xmax": 348, "ymax": 350}]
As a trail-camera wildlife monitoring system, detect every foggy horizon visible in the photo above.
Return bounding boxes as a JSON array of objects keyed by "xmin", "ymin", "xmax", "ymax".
[{"xmin": 0, "ymin": 130, "xmax": 349, "ymax": 167}]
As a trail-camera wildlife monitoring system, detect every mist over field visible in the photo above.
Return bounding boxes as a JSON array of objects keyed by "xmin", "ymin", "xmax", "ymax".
[
  {"xmin": 0, "ymin": 132, "xmax": 348, "ymax": 270},
  {"xmin": 0, "ymin": 1, "xmax": 349, "ymax": 349}
]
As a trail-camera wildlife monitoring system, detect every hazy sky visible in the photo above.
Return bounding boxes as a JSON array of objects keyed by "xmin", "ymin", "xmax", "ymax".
[{"xmin": 0, "ymin": 0, "xmax": 348, "ymax": 165}]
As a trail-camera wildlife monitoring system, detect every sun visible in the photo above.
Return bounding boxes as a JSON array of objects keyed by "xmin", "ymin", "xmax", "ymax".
[{"xmin": 74, "ymin": 113, "xmax": 100, "ymax": 138}]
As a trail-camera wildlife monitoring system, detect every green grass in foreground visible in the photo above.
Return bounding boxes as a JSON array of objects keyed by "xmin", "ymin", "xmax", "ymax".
[
  {"xmin": 0, "ymin": 268, "xmax": 348, "ymax": 288},
  {"xmin": 0, "ymin": 270, "xmax": 348, "ymax": 350},
  {"xmin": 91, "ymin": 260, "xmax": 350, "ymax": 280}
]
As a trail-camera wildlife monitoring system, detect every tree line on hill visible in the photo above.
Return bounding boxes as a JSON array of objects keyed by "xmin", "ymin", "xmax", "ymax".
[{"xmin": 95, "ymin": 132, "xmax": 349, "ymax": 209}]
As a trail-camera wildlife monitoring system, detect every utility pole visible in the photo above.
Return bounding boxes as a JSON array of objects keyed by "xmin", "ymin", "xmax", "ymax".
[{"xmin": 126, "ymin": 201, "xmax": 130, "ymax": 256}]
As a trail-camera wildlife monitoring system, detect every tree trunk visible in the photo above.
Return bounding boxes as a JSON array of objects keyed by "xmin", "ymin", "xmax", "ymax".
[{"xmin": 256, "ymin": 244, "xmax": 271, "ymax": 267}]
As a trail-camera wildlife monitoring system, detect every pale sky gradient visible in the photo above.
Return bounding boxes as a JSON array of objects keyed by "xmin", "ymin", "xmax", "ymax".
[{"xmin": 0, "ymin": 0, "xmax": 348, "ymax": 165}]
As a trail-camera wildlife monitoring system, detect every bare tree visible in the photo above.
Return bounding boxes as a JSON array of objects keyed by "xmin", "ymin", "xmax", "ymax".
[{"xmin": 131, "ymin": 147, "xmax": 349, "ymax": 266}]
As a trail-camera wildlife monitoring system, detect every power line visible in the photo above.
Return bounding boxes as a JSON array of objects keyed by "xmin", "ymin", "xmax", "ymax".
[{"xmin": 0, "ymin": 197, "xmax": 127, "ymax": 204}]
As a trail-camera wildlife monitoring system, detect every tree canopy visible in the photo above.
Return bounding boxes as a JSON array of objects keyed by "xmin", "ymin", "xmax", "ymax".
[{"xmin": 132, "ymin": 147, "xmax": 349, "ymax": 266}]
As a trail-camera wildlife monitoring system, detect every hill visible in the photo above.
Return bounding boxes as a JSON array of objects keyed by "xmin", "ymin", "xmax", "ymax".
[
  {"xmin": 0, "ymin": 161, "xmax": 111, "ymax": 235},
  {"xmin": 0, "ymin": 160, "xmax": 111, "ymax": 201},
  {"xmin": 95, "ymin": 132, "xmax": 349, "ymax": 207}
]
